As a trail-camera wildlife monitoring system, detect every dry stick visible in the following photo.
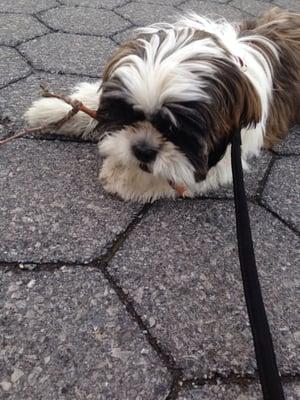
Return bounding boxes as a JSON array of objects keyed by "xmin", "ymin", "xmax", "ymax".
[
  {"xmin": 0, "ymin": 85, "xmax": 98, "ymax": 147},
  {"xmin": 0, "ymin": 126, "xmax": 44, "ymax": 146},
  {"xmin": 0, "ymin": 85, "xmax": 186, "ymax": 197},
  {"xmin": 40, "ymin": 85, "xmax": 98, "ymax": 120}
]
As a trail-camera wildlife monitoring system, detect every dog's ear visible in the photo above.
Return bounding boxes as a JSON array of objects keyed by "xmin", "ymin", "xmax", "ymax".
[
  {"xmin": 193, "ymin": 139, "xmax": 209, "ymax": 182},
  {"xmin": 238, "ymin": 73, "xmax": 262, "ymax": 129},
  {"xmin": 102, "ymin": 39, "xmax": 145, "ymax": 83}
]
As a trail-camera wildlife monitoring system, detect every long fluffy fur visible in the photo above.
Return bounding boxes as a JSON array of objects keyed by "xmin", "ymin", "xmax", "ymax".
[{"xmin": 25, "ymin": 8, "xmax": 300, "ymax": 202}]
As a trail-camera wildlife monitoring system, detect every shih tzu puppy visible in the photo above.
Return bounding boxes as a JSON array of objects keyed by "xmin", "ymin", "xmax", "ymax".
[{"xmin": 25, "ymin": 7, "xmax": 300, "ymax": 202}]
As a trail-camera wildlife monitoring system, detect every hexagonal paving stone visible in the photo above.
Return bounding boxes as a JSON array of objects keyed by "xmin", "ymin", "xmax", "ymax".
[
  {"xmin": 0, "ymin": 47, "xmax": 31, "ymax": 88},
  {"xmin": 0, "ymin": 14, "xmax": 48, "ymax": 47},
  {"xmin": 108, "ymin": 200, "xmax": 299, "ymax": 378},
  {"xmin": 273, "ymin": 125, "xmax": 300, "ymax": 155},
  {"xmin": 116, "ymin": 2, "xmax": 178, "ymax": 26},
  {"xmin": 262, "ymin": 156, "xmax": 300, "ymax": 231},
  {"xmin": 40, "ymin": 6, "xmax": 131, "ymax": 36},
  {"xmin": 19, "ymin": 33, "xmax": 115, "ymax": 76},
  {"xmin": 0, "ymin": 72, "xmax": 92, "ymax": 130},
  {"xmin": 0, "ymin": 266, "xmax": 171, "ymax": 399},
  {"xmin": 273, "ymin": 0, "xmax": 300, "ymax": 12},
  {"xmin": 0, "ymin": 0, "xmax": 59, "ymax": 14},
  {"xmin": 178, "ymin": 383, "xmax": 300, "ymax": 400},
  {"xmin": 60, "ymin": 0, "xmax": 129, "ymax": 9},
  {"xmin": 230, "ymin": 0, "xmax": 273, "ymax": 16},
  {"xmin": 0, "ymin": 139, "xmax": 142, "ymax": 263},
  {"xmin": 179, "ymin": 0, "xmax": 250, "ymax": 20}
]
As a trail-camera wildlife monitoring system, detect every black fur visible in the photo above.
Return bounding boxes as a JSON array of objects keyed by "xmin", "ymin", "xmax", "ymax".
[{"xmin": 97, "ymin": 96, "xmax": 228, "ymax": 182}]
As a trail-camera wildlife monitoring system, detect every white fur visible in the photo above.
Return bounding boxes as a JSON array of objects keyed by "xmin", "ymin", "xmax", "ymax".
[
  {"xmin": 25, "ymin": 81, "xmax": 101, "ymax": 139},
  {"xmin": 98, "ymin": 123, "xmax": 196, "ymax": 192},
  {"xmin": 110, "ymin": 29, "xmax": 225, "ymax": 116},
  {"xmin": 25, "ymin": 14, "xmax": 279, "ymax": 203},
  {"xmin": 140, "ymin": 13, "xmax": 277, "ymax": 150},
  {"xmin": 99, "ymin": 15, "xmax": 278, "ymax": 201}
]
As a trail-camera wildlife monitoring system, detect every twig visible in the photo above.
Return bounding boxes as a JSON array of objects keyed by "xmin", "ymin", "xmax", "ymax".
[
  {"xmin": 0, "ymin": 126, "xmax": 43, "ymax": 146},
  {"xmin": 40, "ymin": 84, "xmax": 98, "ymax": 120},
  {"xmin": 0, "ymin": 84, "xmax": 98, "ymax": 147}
]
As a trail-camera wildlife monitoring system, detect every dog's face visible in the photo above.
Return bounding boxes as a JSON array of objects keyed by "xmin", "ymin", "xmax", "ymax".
[{"xmin": 96, "ymin": 24, "xmax": 261, "ymax": 201}]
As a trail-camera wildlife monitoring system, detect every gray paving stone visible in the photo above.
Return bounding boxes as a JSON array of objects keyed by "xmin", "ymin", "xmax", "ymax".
[
  {"xmin": 273, "ymin": 0, "xmax": 300, "ymax": 12},
  {"xmin": 60, "ymin": 0, "xmax": 129, "ymax": 9},
  {"xmin": 0, "ymin": 73, "xmax": 91, "ymax": 131},
  {"xmin": 0, "ymin": 14, "xmax": 48, "ymax": 47},
  {"xmin": 208, "ymin": 151, "xmax": 272, "ymax": 199},
  {"xmin": 0, "ymin": 119, "xmax": 15, "ymax": 141},
  {"xmin": 262, "ymin": 156, "xmax": 300, "ymax": 231},
  {"xmin": 19, "ymin": 33, "xmax": 114, "ymax": 76},
  {"xmin": 0, "ymin": 266, "xmax": 170, "ymax": 399},
  {"xmin": 40, "ymin": 6, "xmax": 131, "ymax": 36},
  {"xmin": 108, "ymin": 200, "xmax": 300, "ymax": 378},
  {"xmin": 133, "ymin": 0, "xmax": 184, "ymax": 5},
  {"xmin": 0, "ymin": 139, "xmax": 141, "ymax": 263},
  {"xmin": 113, "ymin": 26, "xmax": 137, "ymax": 44},
  {"xmin": 0, "ymin": 0, "xmax": 59, "ymax": 14},
  {"xmin": 179, "ymin": 0, "xmax": 250, "ymax": 20},
  {"xmin": 178, "ymin": 382, "xmax": 300, "ymax": 400},
  {"xmin": 0, "ymin": 47, "xmax": 31, "ymax": 88},
  {"xmin": 273, "ymin": 125, "xmax": 300, "ymax": 155},
  {"xmin": 116, "ymin": 2, "xmax": 178, "ymax": 26},
  {"xmin": 211, "ymin": 0, "xmax": 233, "ymax": 3},
  {"xmin": 230, "ymin": 0, "xmax": 272, "ymax": 16}
]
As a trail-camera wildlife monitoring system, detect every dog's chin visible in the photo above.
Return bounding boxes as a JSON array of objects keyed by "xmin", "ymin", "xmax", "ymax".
[{"xmin": 99, "ymin": 156, "xmax": 183, "ymax": 203}]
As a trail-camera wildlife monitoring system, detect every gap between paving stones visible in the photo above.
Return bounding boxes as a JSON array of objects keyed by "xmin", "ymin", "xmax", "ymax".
[
  {"xmin": 34, "ymin": 10, "xmax": 135, "ymax": 39},
  {"xmin": 0, "ymin": 30, "xmax": 51, "ymax": 49},
  {"xmin": 167, "ymin": 373, "xmax": 300, "ymax": 400},
  {"xmin": 254, "ymin": 153, "xmax": 276, "ymax": 200},
  {"xmin": 253, "ymin": 153, "xmax": 300, "ymax": 236},
  {"xmin": 1, "ymin": 2, "xmax": 298, "ymax": 399},
  {"xmin": 258, "ymin": 200, "xmax": 300, "ymax": 237},
  {"xmin": 2, "ymin": 196, "xmax": 298, "ymax": 388},
  {"xmin": 0, "ymin": 204, "xmax": 180, "ymax": 375},
  {"xmin": 0, "ymin": 71, "xmax": 33, "ymax": 91}
]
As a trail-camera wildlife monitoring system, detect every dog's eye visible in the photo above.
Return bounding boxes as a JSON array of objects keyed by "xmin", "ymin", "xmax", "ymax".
[
  {"xmin": 98, "ymin": 97, "xmax": 145, "ymax": 130},
  {"xmin": 151, "ymin": 113, "xmax": 177, "ymax": 137}
]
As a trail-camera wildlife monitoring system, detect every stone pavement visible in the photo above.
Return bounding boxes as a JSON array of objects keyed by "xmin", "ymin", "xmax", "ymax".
[{"xmin": 0, "ymin": 0, "xmax": 299, "ymax": 399}]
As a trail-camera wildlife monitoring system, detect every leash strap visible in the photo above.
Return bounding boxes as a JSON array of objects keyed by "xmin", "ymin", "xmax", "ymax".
[{"xmin": 231, "ymin": 128, "xmax": 285, "ymax": 400}]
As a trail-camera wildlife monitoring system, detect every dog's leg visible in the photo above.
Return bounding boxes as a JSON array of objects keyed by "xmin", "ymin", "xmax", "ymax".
[{"xmin": 24, "ymin": 81, "xmax": 101, "ymax": 140}]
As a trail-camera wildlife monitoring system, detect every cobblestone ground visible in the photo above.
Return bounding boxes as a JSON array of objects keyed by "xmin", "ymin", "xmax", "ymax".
[{"xmin": 0, "ymin": 1, "xmax": 299, "ymax": 399}]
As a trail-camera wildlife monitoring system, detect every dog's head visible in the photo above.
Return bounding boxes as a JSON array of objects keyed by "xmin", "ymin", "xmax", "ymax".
[{"xmin": 97, "ymin": 20, "xmax": 261, "ymax": 201}]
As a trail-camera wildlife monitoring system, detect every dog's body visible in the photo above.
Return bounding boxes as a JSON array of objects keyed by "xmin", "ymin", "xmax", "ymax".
[{"xmin": 25, "ymin": 8, "xmax": 300, "ymax": 202}]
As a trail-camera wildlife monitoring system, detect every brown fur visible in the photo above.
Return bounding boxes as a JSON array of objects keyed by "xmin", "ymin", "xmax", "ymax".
[
  {"xmin": 102, "ymin": 40, "xmax": 144, "ymax": 82},
  {"xmin": 102, "ymin": 7, "xmax": 299, "ymax": 153},
  {"xmin": 242, "ymin": 8, "xmax": 300, "ymax": 147}
]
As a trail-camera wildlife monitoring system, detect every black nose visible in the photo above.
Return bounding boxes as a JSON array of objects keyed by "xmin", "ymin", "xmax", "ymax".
[{"xmin": 132, "ymin": 142, "xmax": 157, "ymax": 163}]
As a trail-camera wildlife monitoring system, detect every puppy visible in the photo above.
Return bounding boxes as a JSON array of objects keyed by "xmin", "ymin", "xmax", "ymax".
[{"xmin": 25, "ymin": 8, "xmax": 300, "ymax": 202}]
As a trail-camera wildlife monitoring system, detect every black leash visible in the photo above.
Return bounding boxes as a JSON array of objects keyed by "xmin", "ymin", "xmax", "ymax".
[{"xmin": 231, "ymin": 128, "xmax": 285, "ymax": 400}]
